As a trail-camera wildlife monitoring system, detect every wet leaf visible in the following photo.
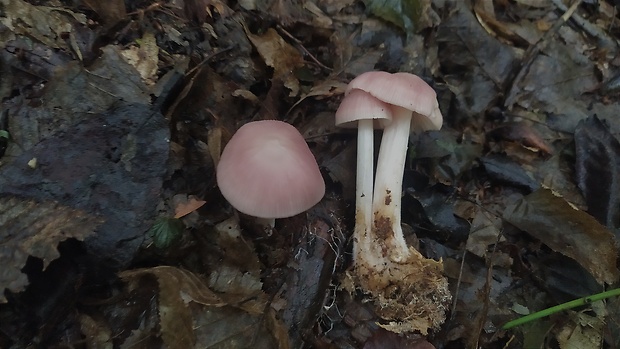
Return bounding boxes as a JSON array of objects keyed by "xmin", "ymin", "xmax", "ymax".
[
  {"xmin": 0, "ymin": 103, "xmax": 169, "ymax": 267},
  {"xmin": 532, "ymin": 253, "xmax": 602, "ymax": 302},
  {"xmin": 574, "ymin": 116, "xmax": 620, "ymax": 233},
  {"xmin": 480, "ymin": 155, "xmax": 539, "ymax": 192},
  {"xmin": 0, "ymin": 196, "xmax": 103, "ymax": 302},
  {"xmin": 503, "ymin": 189, "xmax": 620, "ymax": 284}
]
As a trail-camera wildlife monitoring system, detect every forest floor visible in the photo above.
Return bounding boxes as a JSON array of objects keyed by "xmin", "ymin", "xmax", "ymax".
[{"xmin": 1, "ymin": 0, "xmax": 620, "ymax": 348}]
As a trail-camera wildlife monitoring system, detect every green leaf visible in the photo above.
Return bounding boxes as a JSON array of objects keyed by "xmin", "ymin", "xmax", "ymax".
[
  {"xmin": 150, "ymin": 217, "xmax": 184, "ymax": 249},
  {"xmin": 0, "ymin": 130, "xmax": 9, "ymax": 139},
  {"xmin": 362, "ymin": 0, "xmax": 422, "ymax": 32}
]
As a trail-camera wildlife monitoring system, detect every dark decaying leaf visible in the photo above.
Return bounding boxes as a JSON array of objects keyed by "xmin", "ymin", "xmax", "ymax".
[
  {"xmin": 0, "ymin": 103, "xmax": 169, "ymax": 268},
  {"xmin": 530, "ymin": 253, "xmax": 603, "ymax": 302},
  {"xmin": 0, "ymin": 196, "xmax": 103, "ymax": 302},
  {"xmin": 503, "ymin": 189, "xmax": 619, "ymax": 285},
  {"xmin": 405, "ymin": 186, "xmax": 470, "ymax": 244},
  {"xmin": 279, "ymin": 199, "xmax": 347, "ymax": 349},
  {"xmin": 574, "ymin": 116, "xmax": 620, "ymax": 234},
  {"xmin": 3, "ymin": 46, "xmax": 152, "ymax": 153},
  {"xmin": 487, "ymin": 123, "xmax": 553, "ymax": 155},
  {"xmin": 436, "ymin": 1, "xmax": 519, "ymax": 118},
  {"xmin": 480, "ymin": 155, "xmax": 539, "ymax": 192}
]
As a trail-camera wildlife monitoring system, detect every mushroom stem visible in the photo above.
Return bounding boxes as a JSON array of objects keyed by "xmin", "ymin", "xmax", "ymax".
[
  {"xmin": 353, "ymin": 119, "xmax": 374, "ymax": 261},
  {"xmin": 255, "ymin": 217, "xmax": 276, "ymax": 235},
  {"xmin": 372, "ymin": 106, "xmax": 412, "ymax": 263}
]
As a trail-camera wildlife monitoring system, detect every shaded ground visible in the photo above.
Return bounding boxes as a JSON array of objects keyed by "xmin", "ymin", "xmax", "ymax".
[{"xmin": 1, "ymin": 0, "xmax": 620, "ymax": 348}]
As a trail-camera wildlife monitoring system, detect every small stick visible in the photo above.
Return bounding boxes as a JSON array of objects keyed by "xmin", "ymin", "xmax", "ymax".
[
  {"xmin": 503, "ymin": 0, "xmax": 582, "ymax": 109},
  {"xmin": 276, "ymin": 25, "xmax": 332, "ymax": 72}
]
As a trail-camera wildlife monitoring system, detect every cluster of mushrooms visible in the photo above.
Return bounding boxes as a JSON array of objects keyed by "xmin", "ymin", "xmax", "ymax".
[{"xmin": 216, "ymin": 71, "xmax": 451, "ymax": 334}]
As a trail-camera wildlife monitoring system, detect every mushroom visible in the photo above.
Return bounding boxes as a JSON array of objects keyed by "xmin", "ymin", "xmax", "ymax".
[
  {"xmin": 345, "ymin": 71, "xmax": 450, "ymax": 334},
  {"xmin": 216, "ymin": 120, "xmax": 325, "ymax": 227},
  {"xmin": 335, "ymin": 89, "xmax": 392, "ymax": 261}
]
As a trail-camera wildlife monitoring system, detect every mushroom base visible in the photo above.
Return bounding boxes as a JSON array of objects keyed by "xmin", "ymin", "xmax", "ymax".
[{"xmin": 354, "ymin": 247, "xmax": 451, "ymax": 335}]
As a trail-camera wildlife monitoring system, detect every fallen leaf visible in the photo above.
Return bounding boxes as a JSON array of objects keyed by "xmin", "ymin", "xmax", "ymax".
[
  {"xmin": 503, "ymin": 189, "xmax": 620, "ymax": 284},
  {"xmin": 120, "ymin": 32, "xmax": 159, "ymax": 85},
  {"xmin": 173, "ymin": 195, "xmax": 207, "ymax": 218},
  {"xmin": 0, "ymin": 103, "xmax": 169, "ymax": 267},
  {"xmin": 287, "ymin": 79, "xmax": 347, "ymax": 114},
  {"xmin": 120, "ymin": 267, "xmax": 226, "ymax": 349},
  {"xmin": 82, "ymin": 0, "xmax": 126, "ymax": 23},
  {"xmin": 119, "ymin": 266, "xmax": 287, "ymax": 349},
  {"xmin": 0, "ymin": 196, "xmax": 103, "ymax": 302},
  {"xmin": 480, "ymin": 155, "xmax": 539, "ymax": 192},
  {"xmin": 556, "ymin": 306, "xmax": 605, "ymax": 349},
  {"xmin": 247, "ymin": 28, "xmax": 304, "ymax": 96},
  {"xmin": 487, "ymin": 123, "xmax": 553, "ymax": 155},
  {"xmin": 150, "ymin": 217, "xmax": 185, "ymax": 249},
  {"xmin": 0, "ymin": 0, "xmax": 87, "ymax": 50},
  {"xmin": 574, "ymin": 116, "xmax": 620, "ymax": 232}
]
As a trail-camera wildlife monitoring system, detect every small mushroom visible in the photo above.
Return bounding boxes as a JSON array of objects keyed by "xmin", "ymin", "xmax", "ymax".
[
  {"xmin": 346, "ymin": 71, "xmax": 442, "ymax": 263},
  {"xmin": 335, "ymin": 88, "xmax": 392, "ymax": 261},
  {"xmin": 345, "ymin": 71, "xmax": 449, "ymax": 334},
  {"xmin": 216, "ymin": 120, "xmax": 325, "ymax": 227}
]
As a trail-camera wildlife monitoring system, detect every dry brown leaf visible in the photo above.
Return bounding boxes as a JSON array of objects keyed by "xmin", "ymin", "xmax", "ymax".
[
  {"xmin": 0, "ymin": 0, "xmax": 87, "ymax": 50},
  {"xmin": 288, "ymin": 79, "xmax": 347, "ymax": 114},
  {"xmin": 119, "ymin": 266, "xmax": 287, "ymax": 349},
  {"xmin": 207, "ymin": 126, "xmax": 223, "ymax": 168},
  {"xmin": 173, "ymin": 195, "xmax": 207, "ymax": 218},
  {"xmin": 208, "ymin": 217, "xmax": 263, "ymax": 301},
  {"xmin": 120, "ymin": 266, "xmax": 227, "ymax": 349},
  {"xmin": 120, "ymin": 32, "xmax": 159, "ymax": 86},
  {"xmin": 246, "ymin": 28, "xmax": 304, "ymax": 96},
  {"xmin": 0, "ymin": 196, "xmax": 103, "ymax": 302}
]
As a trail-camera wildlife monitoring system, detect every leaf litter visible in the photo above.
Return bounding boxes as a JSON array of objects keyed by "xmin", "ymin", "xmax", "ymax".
[{"xmin": 1, "ymin": 0, "xmax": 620, "ymax": 348}]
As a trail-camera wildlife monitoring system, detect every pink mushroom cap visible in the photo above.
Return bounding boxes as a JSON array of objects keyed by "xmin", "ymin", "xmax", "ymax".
[
  {"xmin": 216, "ymin": 120, "xmax": 325, "ymax": 219},
  {"xmin": 335, "ymin": 89, "xmax": 393, "ymax": 128},
  {"xmin": 346, "ymin": 71, "xmax": 443, "ymax": 131}
]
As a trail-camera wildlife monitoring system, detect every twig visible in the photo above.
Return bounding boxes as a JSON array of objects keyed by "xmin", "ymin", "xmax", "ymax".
[
  {"xmin": 276, "ymin": 25, "xmax": 332, "ymax": 72},
  {"xmin": 503, "ymin": 0, "xmax": 583, "ymax": 109},
  {"xmin": 550, "ymin": 0, "xmax": 617, "ymax": 52}
]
